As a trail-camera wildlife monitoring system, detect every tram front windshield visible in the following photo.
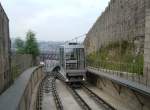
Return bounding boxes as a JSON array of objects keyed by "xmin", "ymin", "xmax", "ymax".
[{"xmin": 65, "ymin": 48, "xmax": 85, "ymax": 70}]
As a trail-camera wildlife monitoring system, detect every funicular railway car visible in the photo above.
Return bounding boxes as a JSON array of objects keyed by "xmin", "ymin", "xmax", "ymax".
[{"xmin": 59, "ymin": 42, "xmax": 86, "ymax": 84}]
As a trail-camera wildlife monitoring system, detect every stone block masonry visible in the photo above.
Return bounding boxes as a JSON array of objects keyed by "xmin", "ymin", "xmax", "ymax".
[
  {"xmin": 144, "ymin": 0, "xmax": 150, "ymax": 86},
  {"xmin": 0, "ymin": 3, "xmax": 11, "ymax": 94},
  {"xmin": 11, "ymin": 54, "xmax": 33, "ymax": 80},
  {"xmin": 87, "ymin": 72, "xmax": 150, "ymax": 110},
  {"xmin": 0, "ymin": 66, "xmax": 45, "ymax": 110},
  {"xmin": 84, "ymin": 0, "xmax": 150, "ymax": 85},
  {"xmin": 84, "ymin": 0, "xmax": 147, "ymax": 54}
]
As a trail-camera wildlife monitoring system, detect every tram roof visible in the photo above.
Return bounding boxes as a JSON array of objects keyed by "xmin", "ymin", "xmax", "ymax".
[{"xmin": 60, "ymin": 42, "xmax": 84, "ymax": 49}]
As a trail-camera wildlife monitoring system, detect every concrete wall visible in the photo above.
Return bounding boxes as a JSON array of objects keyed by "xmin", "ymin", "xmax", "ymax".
[
  {"xmin": 11, "ymin": 54, "xmax": 33, "ymax": 79},
  {"xmin": 18, "ymin": 66, "xmax": 45, "ymax": 110},
  {"xmin": 0, "ymin": 3, "xmax": 11, "ymax": 94},
  {"xmin": 87, "ymin": 72, "xmax": 150, "ymax": 110},
  {"xmin": 0, "ymin": 66, "xmax": 45, "ymax": 110},
  {"xmin": 84, "ymin": 0, "xmax": 147, "ymax": 54}
]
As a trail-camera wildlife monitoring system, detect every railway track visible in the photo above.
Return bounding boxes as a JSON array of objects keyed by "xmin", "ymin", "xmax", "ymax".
[
  {"xmin": 55, "ymin": 72, "xmax": 91, "ymax": 110},
  {"xmin": 56, "ymin": 72, "xmax": 116, "ymax": 110},
  {"xmin": 36, "ymin": 74, "xmax": 63, "ymax": 110},
  {"xmin": 67, "ymin": 84, "xmax": 116, "ymax": 110},
  {"xmin": 82, "ymin": 85, "xmax": 116, "ymax": 110},
  {"xmin": 51, "ymin": 78, "xmax": 63, "ymax": 110},
  {"xmin": 36, "ymin": 72, "xmax": 115, "ymax": 110},
  {"xmin": 36, "ymin": 77, "xmax": 45, "ymax": 110},
  {"xmin": 67, "ymin": 86, "xmax": 92, "ymax": 110}
]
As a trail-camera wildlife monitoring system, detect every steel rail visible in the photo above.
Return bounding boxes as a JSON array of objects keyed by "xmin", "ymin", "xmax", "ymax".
[
  {"xmin": 36, "ymin": 78, "xmax": 45, "ymax": 110},
  {"xmin": 55, "ymin": 72, "xmax": 66, "ymax": 82},
  {"xmin": 82, "ymin": 85, "xmax": 116, "ymax": 110},
  {"xmin": 51, "ymin": 78, "xmax": 64, "ymax": 110},
  {"xmin": 36, "ymin": 75, "xmax": 63, "ymax": 110},
  {"xmin": 67, "ymin": 86, "xmax": 92, "ymax": 110}
]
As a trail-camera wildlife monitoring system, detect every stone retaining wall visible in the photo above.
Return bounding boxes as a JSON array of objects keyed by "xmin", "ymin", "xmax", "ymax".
[
  {"xmin": 84, "ymin": 0, "xmax": 147, "ymax": 54},
  {"xmin": 0, "ymin": 3, "xmax": 11, "ymax": 94},
  {"xmin": 11, "ymin": 54, "xmax": 33, "ymax": 80},
  {"xmin": 87, "ymin": 72, "xmax": 150, "ymax": 110},
  {"xmin": 84, "ymin": 0, "xmax": 150, "ymax": 87},
  {"xmin": 144, "ymin": 0, "xmax": 150, "ymax": 88},
  {"xmin": 18, "ymin": 66, "xmax": 44, "ymax": 110},
  {"xmin": 0, "ymin": 66, "xmax": 45, "ymax": 110}
]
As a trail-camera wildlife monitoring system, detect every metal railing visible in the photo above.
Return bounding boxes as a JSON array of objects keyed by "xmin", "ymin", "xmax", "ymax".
[{"xmin": 87, "ymin": 64, "xmax": 149, "ymax": 88}]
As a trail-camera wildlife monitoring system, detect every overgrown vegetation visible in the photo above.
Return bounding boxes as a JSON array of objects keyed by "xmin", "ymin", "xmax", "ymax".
[
  {"xmin": 15, "ymin": 30, "xmax": 40, "ymax": 59},
  {"xmin": 12, "ymin": 30, "xmax": 40, "ymax": 79},
  {"xmin": 15, "ymin": 38, "xmax": 25, "ymax": 54},
  {"xmin": 87, "ymin": 40, "xmax": 144, "ymax": 74}
]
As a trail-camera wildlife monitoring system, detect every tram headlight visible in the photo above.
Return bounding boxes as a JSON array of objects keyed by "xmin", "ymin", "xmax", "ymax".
[
  {"xmin": 83, "ymin": 78, "xmax": 85, "ymax": 81},
  {"xmin": 66, "ymin": 79, "xmax": 69, "ymax": 82},
  {"xmin": 40, "ymin": 61, "xmax": 45, "ymax": 65}
]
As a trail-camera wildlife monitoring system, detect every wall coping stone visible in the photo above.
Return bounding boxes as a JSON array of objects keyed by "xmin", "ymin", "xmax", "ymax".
[
  {"xmin": 87, "ymin": 67, "xmax": 150, "ymax": 97},
  {"xmin": 0, "ymin": 65, "xmax": 43, "ymax": 110}
]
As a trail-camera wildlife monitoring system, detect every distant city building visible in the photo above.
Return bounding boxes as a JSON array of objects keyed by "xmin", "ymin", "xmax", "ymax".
[
  {"xmin": 38, "ymin": 41, "xmax": 63, "ymax": 53},
  {"xmin": 0, "ymin": 3, "xmax": 11, "ymax": 94}
]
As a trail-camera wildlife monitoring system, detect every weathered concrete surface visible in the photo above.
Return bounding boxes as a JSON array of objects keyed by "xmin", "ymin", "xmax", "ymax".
[
  {"xmin": 11, "ymin": 54, "xmax": 33, "ymax": 79},
  {"xmin": 84, "ymin": 0, "xmax": 147, "ymax": 54},
  {"xmin": 42, "ymin": 92, "xmax": 57, "ymax": 110},
  {"xmin": 76, "ymin": 89, "xmax": 103, "ymax": 110},
  {"xmin": 29, "ymin": 81, "xmax": 41, "ymax": 110},
  {"xmin": 56, "ymin": 80, "xmax": 82, "ymax": 110},
  {"xmin": 89, "ymin": 85, "xmax": 133, "ymax": 110},
  {"xmin": 84, "ymin": 0, "xmax": 150, "ymax": 92},
  {"xmin": 0, "ymin": 66, "xmax": 44, "ymax": 110},
  {"xmin": 87, "ymin": 67, "xmax": 150, "ymax": 96},
  {"xmin": 144, "ymin": 1, "xmax": 150, "ymax": 86},
  {"xmin": 0, "ymin": 67, "xmax": 35, "ymax": 110},
  {"xmin": 85, "ymin": 0, "xmax": 145, "ymax": 54},
  {"xmin": 87, "ymin": 71, "xmax": 150, "ymax": 110},
  {"xmin": 0, "ymin": 3, "xmax": 11, "ymax": 94}
]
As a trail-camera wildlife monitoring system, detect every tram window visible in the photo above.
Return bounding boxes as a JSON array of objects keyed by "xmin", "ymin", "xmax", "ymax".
[
  {"xmin": 62, "ymin": 45, "xmax": 85, "ymax": 70},
  {"xmin": 65, "ymin": 48, "xmax": 77, "ymax": 60},
  {"xmin": 66, "ymin": 63, "xmax": 77, "ymax": 69}
]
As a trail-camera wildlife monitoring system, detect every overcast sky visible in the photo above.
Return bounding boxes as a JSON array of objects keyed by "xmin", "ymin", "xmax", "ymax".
[{"xmin": 0, "ymin": 0, "xmax": 110, "ymax": 41}]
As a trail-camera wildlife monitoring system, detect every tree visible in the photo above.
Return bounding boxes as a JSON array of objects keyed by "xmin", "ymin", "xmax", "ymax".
[
  {"xmin": 24, "ymin": 31, "xmax": 40, "ymax": 59},
  {"xmin": 15, "ymin": 38, "xmax": 25, "ymax": 54}
]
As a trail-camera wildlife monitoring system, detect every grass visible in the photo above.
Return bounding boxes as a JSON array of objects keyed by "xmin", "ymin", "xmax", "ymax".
[{"xmin": 87, "ymin": 40, "xmax": 144, "ymax": 74}]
